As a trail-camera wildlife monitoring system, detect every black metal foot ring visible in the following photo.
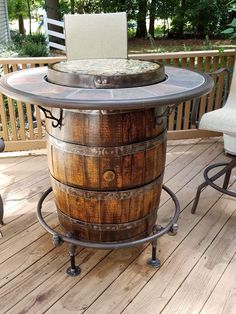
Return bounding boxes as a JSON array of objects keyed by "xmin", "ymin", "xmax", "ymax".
[
  {"xmin": 36, "ymin": 184, "xmax": 180, "ymax": 250},
  {"xmin": 204, "ymin": 162, "xmax": 236, "ymax": 197}
]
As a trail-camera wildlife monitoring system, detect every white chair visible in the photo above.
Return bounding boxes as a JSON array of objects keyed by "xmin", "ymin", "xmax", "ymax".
[
  {"xmin": 191, "ymin": 58, "xmax": 236, "ymax": 213},
  {"xmin": 64, "ymin": 12, "xmax": 128, "ymax": 60}
]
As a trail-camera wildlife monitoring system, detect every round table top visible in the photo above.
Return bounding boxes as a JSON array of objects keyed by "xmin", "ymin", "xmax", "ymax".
[{"xmin": 0, "ymin": 65, "xmax": 213, "ymax": 110}]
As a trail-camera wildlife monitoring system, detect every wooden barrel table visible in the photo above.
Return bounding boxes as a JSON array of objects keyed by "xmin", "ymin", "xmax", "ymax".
[
  {"xmin": 0, "ymin": 59, "xmax": 213, "ymax": 274},
  {"xmin": 47, "ymin": 106, "xmax": 167, "ymax": 242},
  {"xmin": 46, "ymin": 59, "xmax": 167, "ymax": 242}
]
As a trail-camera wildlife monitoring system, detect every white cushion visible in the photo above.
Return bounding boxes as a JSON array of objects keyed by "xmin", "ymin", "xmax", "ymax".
[
  {"xmin": 64, "ymin": 13, "xmax": 128, "ymax": 60},
  {"xmin": 199, "ymin": 107, "xmax": 236, "ymax": 135}
]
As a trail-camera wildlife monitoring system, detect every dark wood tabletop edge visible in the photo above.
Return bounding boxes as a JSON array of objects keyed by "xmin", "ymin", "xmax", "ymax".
[{"xmin": 0, "ymin": 69, "xmax": 214, "ymax": 110}]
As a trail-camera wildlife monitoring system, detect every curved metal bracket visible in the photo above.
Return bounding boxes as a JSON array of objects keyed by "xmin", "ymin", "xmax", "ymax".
[
  {"xmin": 167, "ymin": 103, "xmax": 181, "ymax": 116},
  {"xmin": 154, "ymin": 108, "xmax": 167, "ymax": 127},
  {"xmin": 38, "ymin": 106, "xmax": 63, "ymax": 129}
]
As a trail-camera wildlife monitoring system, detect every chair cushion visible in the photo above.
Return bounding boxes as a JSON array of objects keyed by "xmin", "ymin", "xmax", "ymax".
[
  {"xmin": 64, "ymin": 13, "xmax": 128, "ymax": 60},
  {"xmin": 199, "ymin": 107, "xmax": 236, "ymax": 135}
]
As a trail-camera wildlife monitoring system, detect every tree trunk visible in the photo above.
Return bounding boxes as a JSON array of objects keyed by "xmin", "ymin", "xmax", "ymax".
[
  {"xmin": 45, "ymin": 0, "xmax": 62, "ymax": 21},
  {"xmin": 77, "ymin": 0, "xmax": 85, "ymax": 14},
  {"xmin": 71, "ymin": 0, "xmax": 75, "ymax": 14},
  {"xmin": 149, "ymin": 0, "xmax": 157, "ymax": 37},
  {"xmin": 177, "ymin": 0, "xmax": 186, "ymax": 37},
  {"xmin": 45, "ymin": 0, "xmax": 63, "ymax": 43},
  {"xmin": 18, "ymin": 14, "xmax": 25, "ymax": 35},
  {"xmin": 136, "ymin": 0, "xmax": 148, "ymax": 38},
  {"xmin": 26, "ymin": 0, "xmax": 32, "ymax": 34},
  {"xmin": 163, "ymin": 18, "xmax": 166, "ymax": 38}
]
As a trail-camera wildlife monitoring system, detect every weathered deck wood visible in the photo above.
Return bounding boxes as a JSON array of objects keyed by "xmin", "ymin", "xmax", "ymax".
[
  {"xmin": 200, "ymin": 250, "xmax": 236, "ymax": 314},
  {"xmin": 0, "ymin": 138, "xmax": 235, "ymax": 314}
]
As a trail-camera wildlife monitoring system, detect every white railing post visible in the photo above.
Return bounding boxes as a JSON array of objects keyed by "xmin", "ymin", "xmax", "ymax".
[
  {"xmin": 43, "ymin": 13, "xmax": 50, "ymax": 49},
  {"xmin": 43, "ymin": 14, "xmax": 66, "ymax": 51}
]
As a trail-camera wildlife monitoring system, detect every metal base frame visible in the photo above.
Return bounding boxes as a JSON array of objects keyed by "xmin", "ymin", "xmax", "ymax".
[
  {"xmin": 37, "ymin": 185, "xmax": 180, "ymax": 276},
  {"xmin": 191, "ymin": 155, "xmax": 236, "ymax": 214}
]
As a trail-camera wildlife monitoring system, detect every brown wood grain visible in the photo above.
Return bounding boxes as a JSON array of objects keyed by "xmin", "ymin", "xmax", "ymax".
[{"xmin": 47, "ymin": 108, "xmax": 167, "ymax": 242}]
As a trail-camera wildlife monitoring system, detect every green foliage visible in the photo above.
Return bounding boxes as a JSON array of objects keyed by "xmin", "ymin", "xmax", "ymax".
[
  {"xmin": 222, "ymin": 0, "xmax": 236, "ymax": 39},
  {"xmin": 0, "ymin": 32, "xmax": 48, "ymax": 57},
  {"xmin": 0, "ymin": 42, "xmax": 18, "ymax": 58},
  {"xmin": 170, "ymin": 0, "xmax": 232, "ymax": 38},
  {"xmin": 7, "ymin": 0, "xmax": 44, "ymax": 20},
  {"xmin": 16, "ymin": 33, "xmax": 48, "ymax": 57},
  {"xmin": 20, "ymin": 41, "xmax": 48, "ymax": 57},
  {"xmin": 7, "ymin": 0, "xmax": 28, "ymax": 20},
  {"xmin": 6, "ymin": 0, "xmax": 236, "ymax": 39}
]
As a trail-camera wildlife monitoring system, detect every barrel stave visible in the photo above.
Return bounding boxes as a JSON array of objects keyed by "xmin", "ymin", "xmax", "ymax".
[
  {"xmin": 47, "ymin": 107, "xmax": 167, "ymax": 146},
  {"xmin": 47, "ymin": 138, "xmax": 166, "ymax": 190},
  {"xmin": 47, "ymin": 107, "xmax": 166, "ymax": 242},
  {"xmin": 53, "ymin": 177, "xmax": 162, "ymax": 241}
]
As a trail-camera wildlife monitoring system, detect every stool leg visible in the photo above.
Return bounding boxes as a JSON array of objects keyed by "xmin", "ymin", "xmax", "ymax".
[
  {"xmin": 0, "ymin": 194, "xmax": 4, "ymax": 225},
  {"xmin": 223, "ymin": 169, "xmax": 232, "ymax": 190},
  {"xmin": 66, "ymin": 244, "xmax": 81, "ymax": 276},
  {"xmin": 191, "ymin": 180, "xmax": 208, "ymax": 214},
  {"xmin": 147, "ymin": 239, "xmax": 161, "ymax": 268}
]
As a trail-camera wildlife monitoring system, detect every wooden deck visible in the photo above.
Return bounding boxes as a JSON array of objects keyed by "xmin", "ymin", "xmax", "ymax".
[{"xmin": 0, "ymin": 138, "xmax": 235, "ymax": 314}]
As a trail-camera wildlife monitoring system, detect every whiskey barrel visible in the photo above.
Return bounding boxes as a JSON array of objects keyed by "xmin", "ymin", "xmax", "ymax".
[
  {"xmin": 46, "ymin": 59, "xmax": 167, "ymax": 242},
  {"xmin": 47, "ymin": 107, "xmax": 167, "ymax": 242}
]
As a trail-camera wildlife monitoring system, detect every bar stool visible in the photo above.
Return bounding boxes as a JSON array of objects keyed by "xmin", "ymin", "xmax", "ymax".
[{"xmin": 191, "ymin": 59, "xmax": 236, "ymax": 214}]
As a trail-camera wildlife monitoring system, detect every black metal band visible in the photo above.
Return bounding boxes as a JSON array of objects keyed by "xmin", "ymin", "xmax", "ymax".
[
  {"xmin": 36, "ymin": 184, "xmax": 180, "ymax": 249},
  {"xmin": 51, "ymin": 174, "xmax": 163, "ymax": 200},
  {"xmin": 57, "ymin": 208, "xmax": 157, "ymax": 232}
]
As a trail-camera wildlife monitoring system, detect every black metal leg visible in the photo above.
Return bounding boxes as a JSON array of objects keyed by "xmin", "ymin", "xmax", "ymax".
[
  {"xmin": 223, "ymin": 169, "xmax": 232, "ymax": 190},
  {"xmin": 66, "ymin": 244, "xmax": 81, "ymax": 276},
  {"xmin": 147, "ymin": 239, "xmax": 161, "ymax": 268},
  {"xmin": 191, "ymin": 181, "xmax": 209, "ymax": 214},
  {"xmin": 37, "ymin": 185, "xmax": 180, "ymax": 275},
  {"xmin": 0, "ymin": 194, "xmax": 4, "ymax": 225},
  {"xmin": 0, "ymin": 138, "xmax": 5, "ymax": 226}
]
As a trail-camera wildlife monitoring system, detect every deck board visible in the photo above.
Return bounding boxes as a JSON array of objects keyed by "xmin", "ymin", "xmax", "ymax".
[{"xmin": 0, "ymin": 138, "xmax": 236, "ymax": 314}]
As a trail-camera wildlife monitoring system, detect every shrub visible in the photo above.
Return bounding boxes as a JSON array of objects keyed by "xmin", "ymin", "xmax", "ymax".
[
  {"xmin": 222, "ymin": 18, "xmax": 236, "ymax": 39},
  {"xmin": 8, "ymin": 31, "xmax": 49, "ymax": 57},
  {"xmin": 19, "ymin": 41, "xmax": 48, "ymax": 57}
]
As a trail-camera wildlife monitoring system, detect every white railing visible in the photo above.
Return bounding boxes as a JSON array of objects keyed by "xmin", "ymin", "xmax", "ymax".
[
  {"xmin": 43, "ymin": 15, "xmax": 66, "ymax": 51},
  {"xmin": 0, "ymin": 50, "xmax": 235, "ymax": 151}
]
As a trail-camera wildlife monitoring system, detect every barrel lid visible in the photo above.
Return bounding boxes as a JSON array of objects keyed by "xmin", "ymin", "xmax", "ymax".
[{"xmin": 47, "ymin": 59, "xmax": 165, "ymax": 88}]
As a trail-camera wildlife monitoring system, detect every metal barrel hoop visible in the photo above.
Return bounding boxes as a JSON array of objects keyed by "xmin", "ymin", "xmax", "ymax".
[{"xmin": 36, "ymin": 184, "xmax": 180, "ymax": 250}]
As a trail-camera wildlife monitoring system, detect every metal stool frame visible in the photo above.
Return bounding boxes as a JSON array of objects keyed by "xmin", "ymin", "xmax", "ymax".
[{"xmin": 191, "ymin": 154, "xmax": 236, "ymax": 214}]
